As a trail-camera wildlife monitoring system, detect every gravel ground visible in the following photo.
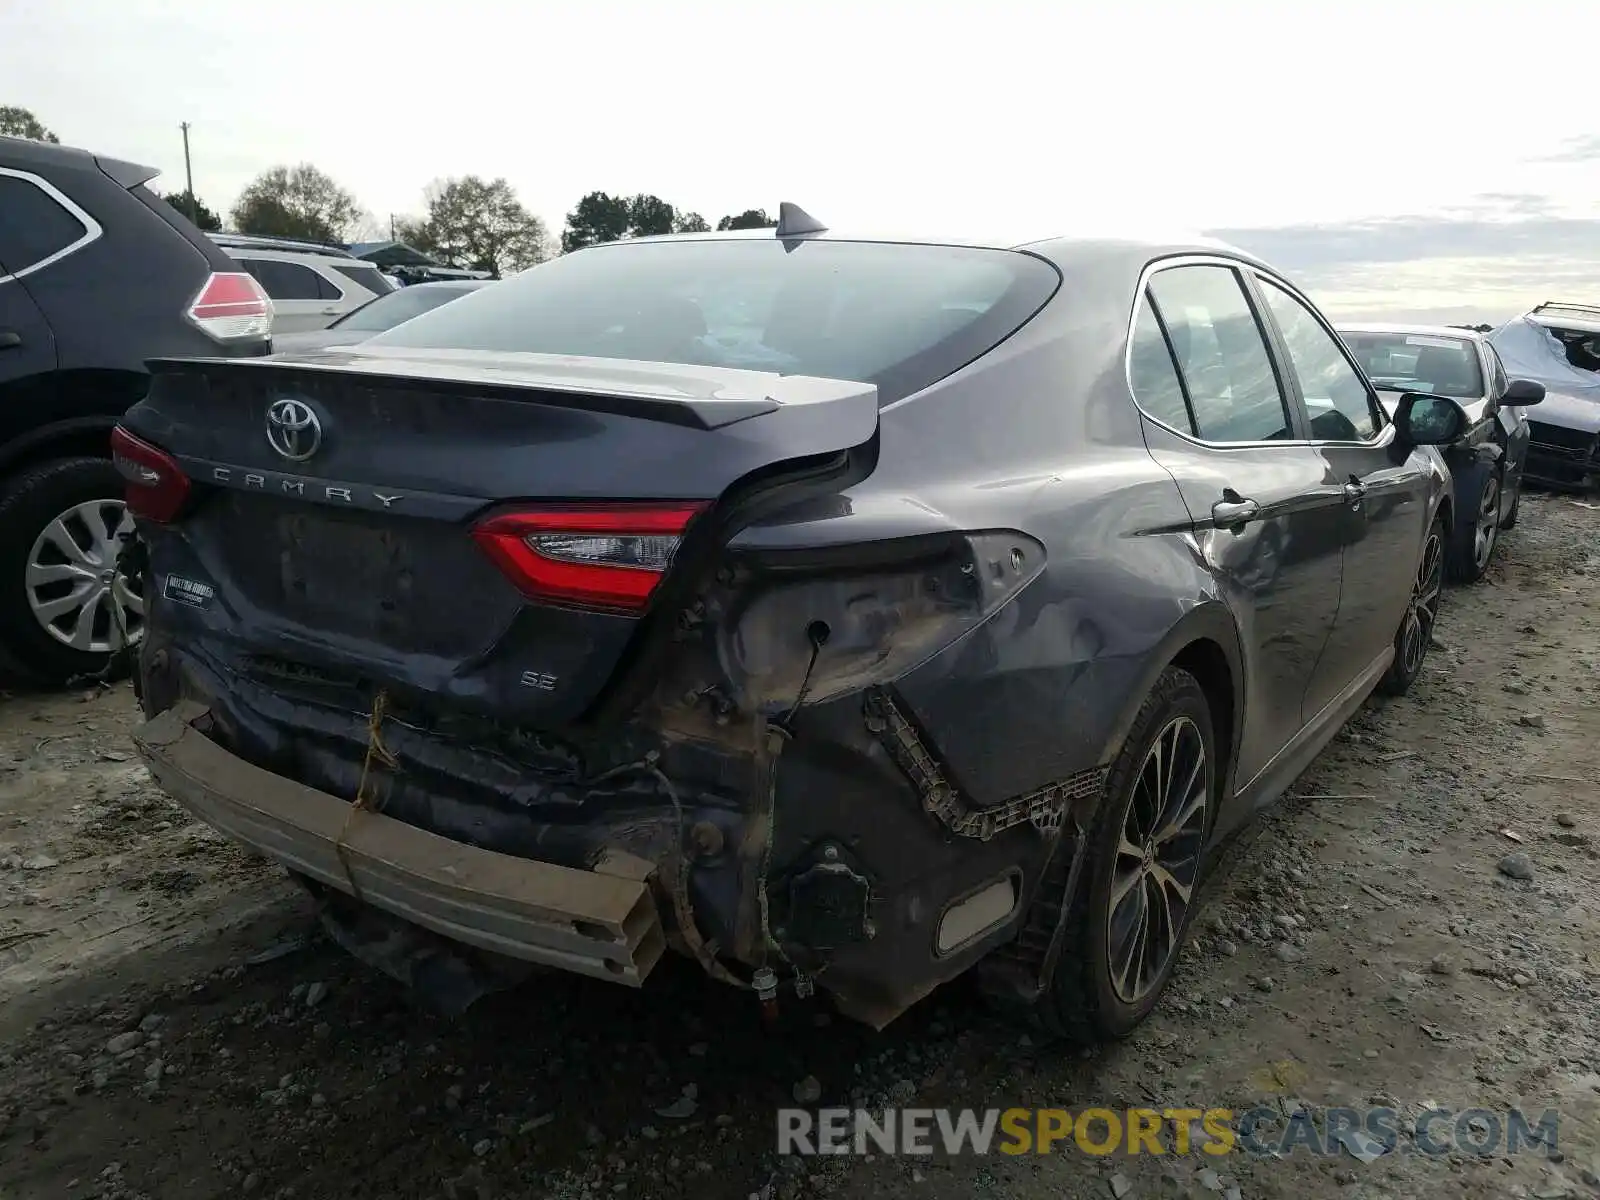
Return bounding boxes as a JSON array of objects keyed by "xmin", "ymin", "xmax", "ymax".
[{"xmin": 1, "ymin": 492, "xmax": 1597, "ymax": 1200}]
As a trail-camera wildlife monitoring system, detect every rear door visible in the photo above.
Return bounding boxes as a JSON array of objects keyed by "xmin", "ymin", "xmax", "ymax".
[
  {"xmin": 1250, "ymin": 273, "xmax": 1429, "ymax": 719},
  {"xmin": 235, "ymin": 256, "xmax": 345, "ymax": 332},
  {"xmin": 0, "ymin": 169, "xmax": 73, "ymax": 426},
  {"xmin": 1131, "ymin": 259, "xmax": 1345, "ymax": 789}
]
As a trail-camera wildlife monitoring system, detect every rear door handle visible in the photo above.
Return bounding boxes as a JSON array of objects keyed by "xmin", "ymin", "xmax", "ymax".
[
  {"xmin": 320, "ymin": 306, "xmax": 341, "ymax": 316},
  {"xmin": 0, "ymin": 330, "xmax": 21, "ymax": 351},
  {"xmin": 1212, "ymin": 494, "xmax": 1261, "ymax": 528}
]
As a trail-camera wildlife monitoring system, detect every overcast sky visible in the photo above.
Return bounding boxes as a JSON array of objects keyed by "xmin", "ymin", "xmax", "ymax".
[{"xmin": 4, "ymin": 0, "xmax": 1599, "ymax": 323}]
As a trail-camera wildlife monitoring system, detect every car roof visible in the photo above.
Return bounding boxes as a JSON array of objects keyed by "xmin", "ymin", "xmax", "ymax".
[
  {"xmin": 0, "ymin": 134, "xmax": 160, "ymax": 189},
  {"xmin": 222, "ymin": 246, "xmax": 364, "ymax": 266},
  {"xmin": 1337, "ymin": 321, "xmax": 1485, "ymax": 343},
  {"xmin": 405, "ymin": 280, "xmax": 490, "ymax": 292}
]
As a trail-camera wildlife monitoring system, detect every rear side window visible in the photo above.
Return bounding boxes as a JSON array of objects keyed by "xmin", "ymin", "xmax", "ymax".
[
  {"xmin": 332, "ymin": 264, "xmax": 395, "ymax": 296},
  {"xmin": 237, "ymin": 258, "xmax": 341, "ymax": 301},
  {"xmin": 1129, "ymin": 299, "xmax": 1193, "ymax": 432},
  {"xmin": 366, "ymin": 238, "xmax": 1061, "ymax": 406},
  {"xmin": 1148, "ymin": 265, "xmax": 1290, "ymax": 443},
  {"xmin": 0, "ymin": 173, "xmax": 92, "ymax": 274}
]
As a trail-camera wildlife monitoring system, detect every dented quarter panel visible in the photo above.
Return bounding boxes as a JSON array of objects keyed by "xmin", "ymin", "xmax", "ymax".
[{"xmin": 727, "ymin": 240, "xmax": 1220, "ymax": 808}]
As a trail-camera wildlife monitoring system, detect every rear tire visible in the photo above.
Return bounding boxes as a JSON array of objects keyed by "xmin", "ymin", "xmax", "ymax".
[
  {"xmin": 1445, "ymin": 463, "xmax": 1501, "ymax": 584},
  {"xmin": 1376, "ymin": 510, "xmax": 1446, "ymax": 697},
  {"xmin": 1035, "ymin": 667, "xmax": 1216, "ymax": 1043},
  {"xmin": 0, "ymin": 457, "xmax": 143, "ymax": 686}
]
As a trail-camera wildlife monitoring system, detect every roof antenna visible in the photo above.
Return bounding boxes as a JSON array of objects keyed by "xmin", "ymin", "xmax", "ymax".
[{"xmin": 775, "ymin": 202, "xmax": 827, "ymax": 238}]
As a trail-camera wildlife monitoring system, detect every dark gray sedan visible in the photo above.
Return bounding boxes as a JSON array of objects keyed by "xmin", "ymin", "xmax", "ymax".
[
  {"xmin": 268, "ymin": 280, "xmax": 491, "ymax": 353},
  {"xmin": 116, "ymin": 215, "xmax": 1467, "ymax": 1041},
  {"xmin": 1339, "ymin": 324, "xmax": 1545, "ymax": 583}
]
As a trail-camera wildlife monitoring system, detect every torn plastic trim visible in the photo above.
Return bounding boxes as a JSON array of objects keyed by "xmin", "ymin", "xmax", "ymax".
[{"xmin": 864, "ymin": 687, "xmax": 1106, "ymax": 841}]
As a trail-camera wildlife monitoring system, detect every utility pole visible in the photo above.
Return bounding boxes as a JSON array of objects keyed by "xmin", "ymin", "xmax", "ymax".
[
  {"xmin": 179, "ymin": 122, "xmax": 197, "ymax": 223},
  {"xmin": 390, "ymin": 213, "xmax": 396, "ymax": 241}
]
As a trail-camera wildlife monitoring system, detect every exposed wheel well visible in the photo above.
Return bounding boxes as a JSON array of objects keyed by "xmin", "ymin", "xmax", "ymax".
[
  {"xmin": 0, "ymin": 425, "xmax": 117, "ymax": 476},
  {"xmin": 1171, "ymin": 639, "xmax": 1234, "ymax": 797},
  {"xmin": 0, "ymin": 368, "xmax": 142, "ymax": 482}
]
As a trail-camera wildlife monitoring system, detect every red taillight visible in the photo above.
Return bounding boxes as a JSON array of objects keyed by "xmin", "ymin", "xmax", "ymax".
[
  {"xmin": 472, "ymin": 504, "xmax": 707, "ymax": 613},
  {"xmin": 111, "ymin": 426, "xmax": 191, "ymax": 523},
  {"xmin": 186, "ymin": 272, "xmax": 273, "ymax": 344}
]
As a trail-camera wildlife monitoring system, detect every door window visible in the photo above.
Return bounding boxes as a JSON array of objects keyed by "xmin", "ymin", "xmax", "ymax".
[
  {"xmin": 1147, "ymin": 265, "xmax": 1291, "ymax": 443},
  {"xmin": 1256, "ymin": 278, "xmax": 1383, "ymax": 441},
  {"xmin": 0, "ymin": 173, "xmax": 92, "ymax": 275}
]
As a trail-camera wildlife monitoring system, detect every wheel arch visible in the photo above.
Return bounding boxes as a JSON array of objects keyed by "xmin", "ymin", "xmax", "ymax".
[
  {"xmin": 1097, "ymin": 603, "xmax": 1244, "ymax": 800},
  {"xmin": 0, "ymin": 367, "xmax": 145, "ymax": 479}
]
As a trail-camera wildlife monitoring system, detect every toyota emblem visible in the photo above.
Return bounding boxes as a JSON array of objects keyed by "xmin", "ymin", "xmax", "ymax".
[{"xmin": 265, "ymin": 398, "xmax": 322, "ymax": 461}]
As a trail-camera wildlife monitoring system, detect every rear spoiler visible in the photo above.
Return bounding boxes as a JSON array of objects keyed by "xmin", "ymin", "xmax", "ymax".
[
  {"xmin": 96, "ymin": 154, "xmax": 161, "ymax": 190},
  {"xmin": 144, "ymin": 350, "xmax": 880, "ymax": 432}
]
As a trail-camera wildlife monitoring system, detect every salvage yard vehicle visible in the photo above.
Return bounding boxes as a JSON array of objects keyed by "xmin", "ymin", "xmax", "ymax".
[
  {"xmin": 1488, "ymin": 302, "xmax": 1600, "ymax": 491},
  {"xmin": 1339, "ymin": 323, "xmax": 1544, "ymax": 583},
  {"xmin": 0, "ymin": 134, "xmax": 272, "ymax": 685},
  {"xmin": 117, "ymin": 207, "xmax": 1468, "ymax": 1041}
]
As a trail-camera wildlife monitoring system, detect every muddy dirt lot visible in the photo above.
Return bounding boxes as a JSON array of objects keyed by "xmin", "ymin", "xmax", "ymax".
[{"xmin": 2, "ymin": 495, "xmax": 1598, "ymax": 1200}]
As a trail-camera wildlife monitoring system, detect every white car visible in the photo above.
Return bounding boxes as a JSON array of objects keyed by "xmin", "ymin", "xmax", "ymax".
[{"xmin": 210, "ymin": 234, "xmax": 396, "ymax": 333}]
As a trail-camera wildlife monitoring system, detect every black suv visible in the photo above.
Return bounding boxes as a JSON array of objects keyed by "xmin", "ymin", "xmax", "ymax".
[{"xmin": 0, "ymin": 134, "xmax": 272, "ymax": 683}]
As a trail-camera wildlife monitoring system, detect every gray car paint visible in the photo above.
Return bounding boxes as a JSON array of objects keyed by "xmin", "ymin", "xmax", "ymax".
[{"xmin": 120, "ymin": 230, "xmax": 1451, "ymax": 1026}]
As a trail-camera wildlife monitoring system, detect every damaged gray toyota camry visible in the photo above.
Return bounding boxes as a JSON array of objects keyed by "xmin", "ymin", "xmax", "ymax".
[{"xmin": 111, "ymin": 205, "xmax": 1467, "ymax": 1041}]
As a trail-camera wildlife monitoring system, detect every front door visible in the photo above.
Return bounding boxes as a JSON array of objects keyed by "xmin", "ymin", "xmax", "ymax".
[
  {"xmin": 0, "ymin": 170, "xmax": 66, "ymax": 403},
  {"xmin": 1250, "ymin": 274, "xmax": 1433, "ymax": 720},
  {"xmin": 1131, "ymin": 261, "xmax": 1346, "ymax": 790}
]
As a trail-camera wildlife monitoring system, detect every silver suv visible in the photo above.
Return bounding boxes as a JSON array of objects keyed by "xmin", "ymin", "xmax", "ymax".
[{"xmin": 210, "ymin": 233, "xmax": 394, "ymax": 333}]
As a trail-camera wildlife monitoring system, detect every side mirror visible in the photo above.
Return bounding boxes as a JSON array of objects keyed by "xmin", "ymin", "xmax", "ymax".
[
  {"xmin": 1396, "ymin": 393, "xmax": 1468, "ymax": 446},
  {"xmin": 1503, "ymin": 378, "xmax": 1545, "ymax": 406}
]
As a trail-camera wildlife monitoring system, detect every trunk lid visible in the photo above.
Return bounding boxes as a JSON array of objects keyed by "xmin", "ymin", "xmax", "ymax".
[{"xmin": 125, "ymin": 347, "xmax": 878, "ymax": 723}]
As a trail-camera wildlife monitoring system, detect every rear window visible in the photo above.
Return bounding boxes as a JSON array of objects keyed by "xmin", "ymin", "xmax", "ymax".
[
  {"xmin": 366, "ymin": 238, "xmax": 1061, "ymax": 405},
  {"xmin": 332, "ymin": 264, "xmax": 395, "ymax": 297}
]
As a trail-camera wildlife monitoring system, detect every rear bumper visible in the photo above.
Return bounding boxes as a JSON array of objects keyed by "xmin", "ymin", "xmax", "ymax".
[{"xmin": 131, "ymin": 700, "xmax": 666, "ymax": 986}]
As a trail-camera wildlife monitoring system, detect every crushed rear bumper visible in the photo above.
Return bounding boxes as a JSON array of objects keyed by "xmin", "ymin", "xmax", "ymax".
[{"xmin": 131, "ymin": 700, "xmax": 666, "ymax": 987}]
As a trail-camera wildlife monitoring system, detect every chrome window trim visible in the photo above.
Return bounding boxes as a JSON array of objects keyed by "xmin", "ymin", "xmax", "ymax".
[
  {"xmin": 0, "ymin": 167, "xmax": 103, "ymax": 286},
  {"xmin": 1124, "ymin": 253, "xmax": 1393, "ymax": 452}
]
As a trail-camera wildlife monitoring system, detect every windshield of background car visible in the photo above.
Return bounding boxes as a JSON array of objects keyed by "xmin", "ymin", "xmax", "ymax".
[
  {"xmin": 365, "ymin": 238, "xmax": 1062, "ymax": 406},
  {"xmin": 331, "ymin": 286, "xmax": 474, "ymax": 332},
  {"xmin": 1340, "ymin": 331, "xmax": 1484, "ymax": 398}
]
